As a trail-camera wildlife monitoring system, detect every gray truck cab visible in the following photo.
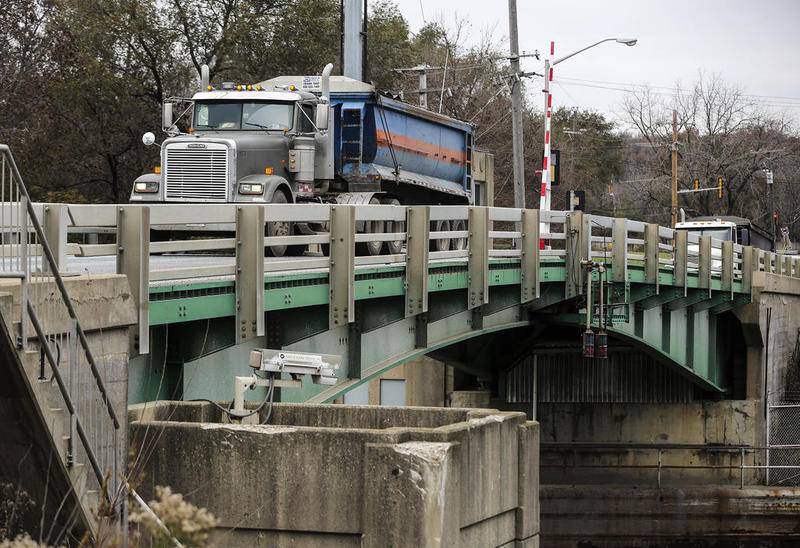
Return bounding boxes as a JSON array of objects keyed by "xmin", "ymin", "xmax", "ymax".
[{"xmin": 131, "ymin": 64, "xmax": 334, "ymax": 205}]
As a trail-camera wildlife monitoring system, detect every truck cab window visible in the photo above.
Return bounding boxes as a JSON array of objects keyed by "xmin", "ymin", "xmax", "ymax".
[
  {"xmin": 300, "ymin": 104, "xmax": 315, "ymax": 133},
  {"xmin": 194, "ymin": 101, "xmax": 294, "ymax": 130},
  {"xmin": 196, "ymin": 102, "xmax": 240, "ymax": 129},
  {"xmin": 243, "ymin": 102, "xmax": 293, "ymax": 130}
]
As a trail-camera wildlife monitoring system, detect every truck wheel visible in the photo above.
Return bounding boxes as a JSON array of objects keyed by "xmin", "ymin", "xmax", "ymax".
[
  {"xmin": 382, "ymin": 198, "xmax": 405, "ymax": 255},
  {"xmin": 266, "ymin": 192, "xmax": 291, "ymax": 257},
  {"xmin": 430, "ymin": 220, "xmax": 451, "ymax": 252},
  {"xmin": 357, "ymin": 196, "xmax": 384, "ymax": 256}
]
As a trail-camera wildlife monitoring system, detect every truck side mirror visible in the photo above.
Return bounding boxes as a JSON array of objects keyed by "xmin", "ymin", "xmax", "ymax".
[
  {"xmin": 315, "ymin": 103, "xmax": 329, "ymax": 131},
  {"xmin": 162, "ymin": 102, "xmax": 174, "ymax": 131}
]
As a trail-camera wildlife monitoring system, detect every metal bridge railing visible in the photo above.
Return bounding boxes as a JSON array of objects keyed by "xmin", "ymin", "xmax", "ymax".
[
  {"xmin": 10, "ymin": 194, "xmax": 800, "ymax": 358},
  {"xmin": 0, "ymin": 145, "xmax": 122, "ymax": 517}
]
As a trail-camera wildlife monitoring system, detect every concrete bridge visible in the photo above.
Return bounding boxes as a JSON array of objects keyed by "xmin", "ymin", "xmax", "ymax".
[{"xmin": 3, "ymin": 143, "xmax": 800, "ymax": 543}]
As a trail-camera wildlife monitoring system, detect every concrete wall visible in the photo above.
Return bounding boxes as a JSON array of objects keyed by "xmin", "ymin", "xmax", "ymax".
[
  {"xmin": 129, "ymin": 401, "xmax": 540, "ymax": 547},
  {"xmin": 541, "ymin": 484, "xmax": 800, "ymax": 547},
  {"xmin": 537, "ymin": 400, "xmax": 761, "ymax": 486},
  {"xmin": 335, "ymin": 356, "xmax": 451, "ymax": 407}
]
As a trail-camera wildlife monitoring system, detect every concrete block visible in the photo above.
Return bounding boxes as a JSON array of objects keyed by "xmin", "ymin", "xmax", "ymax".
[
  {"xmin": 448, "ymin": 390, "xmax": 491, "ymax": 408},
  {"xmin": 363, "ymin": 441, "xmax": 460, "ymax": 548},
  {"xmin": 516, "ymin": 421, "xmax": 540, "ymax": 540}
]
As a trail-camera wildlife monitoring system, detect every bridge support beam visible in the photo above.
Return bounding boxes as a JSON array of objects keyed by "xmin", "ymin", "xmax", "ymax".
[
  {"xmin": 117, "ymin": 205, "xmax": 150, "ymax": 355},
  {"xmin": 235, "ymin": 205, "xmax": 264, "ymax": 344}
]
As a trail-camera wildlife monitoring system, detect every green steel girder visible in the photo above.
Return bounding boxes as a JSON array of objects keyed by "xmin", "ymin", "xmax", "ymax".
[
  {"xmin": 667, "ymin": 289, "xmax": 713, "ymax": 311},
  {"xmin": 141, "ymin": 250, "xmax": 765, "ymax": 403},
  {"xmin": 537, "ymin": 311, "xmax": 725, "ymax": 394},
  {"xmin": 635, "ymin": 287, "xmax": 684, "ymax": 311}
]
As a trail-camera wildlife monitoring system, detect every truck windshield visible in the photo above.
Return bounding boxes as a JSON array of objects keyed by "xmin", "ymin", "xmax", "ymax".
[{"xmin": 194, "ymin": 101, "xmax": 294, "ymax": 130}]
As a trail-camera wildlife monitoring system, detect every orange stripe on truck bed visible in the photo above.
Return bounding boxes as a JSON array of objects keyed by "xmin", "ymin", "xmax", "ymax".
[{"xmin": 375, "ymin": 130, "xmax": 466, "ymax": 164}]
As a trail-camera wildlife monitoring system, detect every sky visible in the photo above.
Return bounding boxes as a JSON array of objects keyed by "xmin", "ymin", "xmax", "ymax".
[{"xmin": 398, "ymin": 0, "xmax": 800, "ymax": 125}]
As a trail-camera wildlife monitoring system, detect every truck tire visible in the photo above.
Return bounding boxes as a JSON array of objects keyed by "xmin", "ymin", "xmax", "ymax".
[
  {"xmin": 430, "ymin": 219, "xmax": 451, "ymax": 252},
  {"xmin": 357, "ymin": 196, "xmax": 385, "ymax": 256},
  {"xmin": 382, "ymin": 198, "xmax": 405, "ymax": 255},
  {"xmin": 451, "ymin": 219, "xmax": 467, "ymax": 250},
  {"xmin": 266, "ymin": 191, "xmax": 291, "ymax": 257}
]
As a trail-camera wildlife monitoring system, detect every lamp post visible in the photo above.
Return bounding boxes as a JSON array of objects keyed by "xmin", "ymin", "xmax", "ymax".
[{"xmin": 540, "ymin": 38, "xmax": 637, "ymax": 238}]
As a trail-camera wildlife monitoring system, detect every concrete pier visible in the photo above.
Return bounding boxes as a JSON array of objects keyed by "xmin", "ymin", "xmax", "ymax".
[{"xmin": 129, "ymin": 401, "xmax": 540, "ymax": 547}]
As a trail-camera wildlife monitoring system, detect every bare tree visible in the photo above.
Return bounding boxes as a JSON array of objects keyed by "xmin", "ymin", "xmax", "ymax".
[{"xmin": 620, "ymin": 74, "xmax": 800, "ymax": 230}]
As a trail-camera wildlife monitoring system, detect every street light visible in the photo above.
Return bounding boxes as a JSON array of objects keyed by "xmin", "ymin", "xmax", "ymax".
[{"xmin": 539, "ymin": 37, "xmax": 637, "ymax": 239}]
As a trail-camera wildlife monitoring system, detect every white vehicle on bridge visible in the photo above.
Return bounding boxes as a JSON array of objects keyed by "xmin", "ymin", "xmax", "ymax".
[{"xmin": 675, "ymin": 215, "xmax": 774, "ymax": 252}]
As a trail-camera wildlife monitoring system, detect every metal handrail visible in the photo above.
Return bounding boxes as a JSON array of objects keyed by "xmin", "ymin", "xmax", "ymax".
[{"xmin": 0, "ymin": 145, "xmax": 119, "ymax": 504}]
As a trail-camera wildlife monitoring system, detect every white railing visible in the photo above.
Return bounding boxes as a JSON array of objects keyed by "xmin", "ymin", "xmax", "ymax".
[{"xmin": 0, "ymin": 145, "xmax": 122, "ymax": 517}]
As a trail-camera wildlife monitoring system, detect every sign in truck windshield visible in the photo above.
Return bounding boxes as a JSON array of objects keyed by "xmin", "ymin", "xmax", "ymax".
[{"xmin": 194, "ymin": 101, "xmax": 294, "ymax": 131}]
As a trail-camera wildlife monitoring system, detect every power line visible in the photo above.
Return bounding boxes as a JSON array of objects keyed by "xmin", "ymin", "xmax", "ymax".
[
  {"xmin": 557, "ymin": 75, "xmax": 800, "ymax": 104},
  {"xmin": 556, "ymin": 79, "xmax": 800, "ymax": 110}
]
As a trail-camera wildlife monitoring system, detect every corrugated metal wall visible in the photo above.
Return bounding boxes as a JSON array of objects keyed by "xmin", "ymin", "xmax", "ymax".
[{"xmin": 503, "ymin": 351, "xmax": 696, "ymax": 404}]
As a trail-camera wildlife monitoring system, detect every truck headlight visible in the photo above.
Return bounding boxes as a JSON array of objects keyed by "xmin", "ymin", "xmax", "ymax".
[
  {"xmin": 239, "ymin": 183, "xmax": 264, "ymax": 195},
  {"xmin": 134, "ymin": 181, "xmax": 159, "ymax": 193}
]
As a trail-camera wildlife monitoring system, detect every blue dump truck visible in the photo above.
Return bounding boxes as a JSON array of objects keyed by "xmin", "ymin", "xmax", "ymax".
[{"xmin": 131, "ymin": 64, "xmax": 494, "ymax": 256}]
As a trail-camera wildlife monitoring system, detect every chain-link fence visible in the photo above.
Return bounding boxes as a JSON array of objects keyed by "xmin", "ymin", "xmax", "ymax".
[{"xmin": 767, "ymin": 395, "xmax": 800, "ymax": 486}]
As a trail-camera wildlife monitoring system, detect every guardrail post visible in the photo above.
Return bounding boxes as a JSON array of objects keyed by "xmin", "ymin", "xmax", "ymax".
[
  {"xmin": 235, "ymin": 205, "xmax": 264, "ymax": 344},
  {"xmin": 699, "ymin": 236, "xmax": 712, "ymax": 294},
  {"xmin": 645, "ymin": 223, "xmax": 660, "ymax": 293},
  {"xmin": 783, "ymin": 255, "xmax": 792, "ymax": 277},
  {"xmin": 675, "ymin": 229, "xmax": 688, "ymax": 296},
  {"xmin": 565, "ymin": 211, "xmax": 586, "ymax": 298},
  {"xmin": 611, "ymin": 218, "xmax": 627, "ymax": 284},
  {"xmin": 329, "ymin": 205, "xmax": 355, "ymax": 329},
  {"xmin": 722, "ymin": 240, "xmax": 733, "ymax": 296},
  {"xmin": 405, "ymin": 206, "xmax": 430, "ymax": 317},
  {"xmin": 406, "ymin": 206, "xmax": 430, "ymax": 349},
  {"xmin": 43, "ymin": 204, "xmax": 68, "ymax": 274},
  {"xmin": 741, "ymin": 245, "xmax": 754, "ymax": 293},
  {"xmin": 520, "ymin": 209, "xmax": 540, "ymax": 303},
  {"xmin": 468, "ymin": 207, "xmax": 489, "ymax": 320},
  {"xmin": 116, "ymin": 206, "xmax": 150, "ymax": 355}
]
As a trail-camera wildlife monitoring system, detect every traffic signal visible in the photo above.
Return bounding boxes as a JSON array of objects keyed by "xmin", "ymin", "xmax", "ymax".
[
  {"xmin": 693, "ymin": 178, "xmax": 699, "ymax": 191},
  {"xmin": 538, "ymin": 150, "xmax": 561, "ymax": 186},
  {"xmin": 718, "ymin": 176, "xmax": 724, "ymax": 199}
]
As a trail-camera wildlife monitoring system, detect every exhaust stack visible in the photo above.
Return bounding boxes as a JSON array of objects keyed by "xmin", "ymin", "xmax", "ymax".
[
  {"xmin": 200, "ymin": 64, "xmax": 210, "ymax": 90},
  {"xmin": 321, "ymin": 63, "xmax": 334, "ymax": 100}
]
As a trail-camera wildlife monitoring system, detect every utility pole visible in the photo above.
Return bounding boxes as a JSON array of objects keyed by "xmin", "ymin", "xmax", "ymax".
[
  {"xmin": 393, "ymin": 65, "xmax": 440, "ymax": 110},
  {"xmin": 765, "ymin": 168, "xmax": 775, "ymax": 240},
  {"xmin": 508, "ymin": 0, "xmax": 526, "ymax": 209},
  {"xmin": 342, "ymin": 0, "xmax": 367, "ymax": 82},
  {"xmin": 671, "ymin": 109, "xmax": 678, "ymax": 227}
]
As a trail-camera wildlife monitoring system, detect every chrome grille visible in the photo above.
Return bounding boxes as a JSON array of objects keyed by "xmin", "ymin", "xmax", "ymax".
[{"xmin": 165, "ymin": 145, "xmax": 229, "ymax": 201}]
